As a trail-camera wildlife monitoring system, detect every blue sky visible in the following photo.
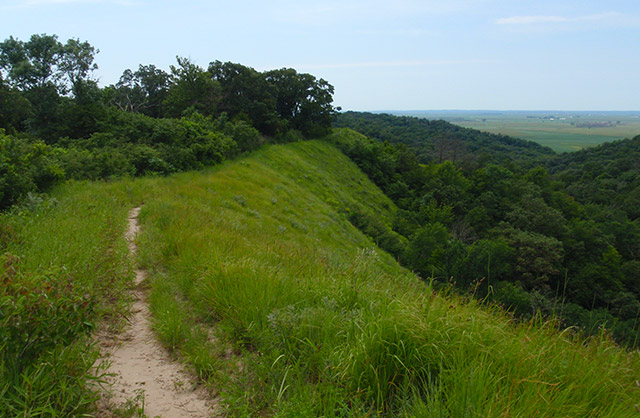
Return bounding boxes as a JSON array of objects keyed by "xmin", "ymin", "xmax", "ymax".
[{"xmin": 1, "ymin": 0, "xmax": 639, "ymax": 110}]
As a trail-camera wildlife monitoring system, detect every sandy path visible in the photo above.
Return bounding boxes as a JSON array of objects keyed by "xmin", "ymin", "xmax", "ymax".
[{"xmin": 99, "ymin": 207, "xmax": 215, "ymax": 417}]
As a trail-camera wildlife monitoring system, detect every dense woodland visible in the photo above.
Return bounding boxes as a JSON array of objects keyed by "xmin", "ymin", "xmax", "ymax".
[
  {"xmin": 335, "ymin": 111, "xmax": 555, "ymax": 165},
  {"xmin": 0, "ymin": 34, "xmax": 336, "ymax": 209},
  {"xmin": 334, "ymin": 113, "xmax": 640, "ymax": 345},
  {"xmin": 2, "ymin": 34, "xmax": 640, "ymax": 346}
]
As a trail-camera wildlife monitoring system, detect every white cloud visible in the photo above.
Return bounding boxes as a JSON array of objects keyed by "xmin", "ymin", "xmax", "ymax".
[
  {"xmin": 496, "ymin": 12, "xmax": 624, "ymax": 25},
  {"xmin": 9, "ymin": 0, "xmax": 139, "ymax": 7},
  {"xmin": 496, "ymin": 15, "xmax": 567, "ymax": 25},
  {"xmin": 292, "ymin": 59, "xmax": 496, "ymax": 70}
]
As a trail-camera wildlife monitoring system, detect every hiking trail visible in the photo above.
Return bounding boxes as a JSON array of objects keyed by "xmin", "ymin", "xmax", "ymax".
[{"xmin": 98, "ymin": 206, "xmax": 216, "ymax": 417}]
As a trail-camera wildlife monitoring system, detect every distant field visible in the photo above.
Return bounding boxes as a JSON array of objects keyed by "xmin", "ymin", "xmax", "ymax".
[{"xmin": 388, "ymin": 110, "xmax": 640, "ymax": 153}]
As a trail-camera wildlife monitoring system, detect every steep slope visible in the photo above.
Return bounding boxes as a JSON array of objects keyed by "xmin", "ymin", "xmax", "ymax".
[
  {"xmin": 132, "ymin": 139, "xmax": 640, "ymax": 416},
  {"xmin": 3, "ymin": 137, "xmax": 640, "ymax": 416}
]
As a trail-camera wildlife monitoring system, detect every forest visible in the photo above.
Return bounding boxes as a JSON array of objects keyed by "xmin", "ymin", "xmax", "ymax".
[
  {"xmin": 334, "ymin": 113, "xmax": 640, "ymax": 345},
  {"xmin": 2, "ymin": 34, "xmax": 640, "ymax": 347},
  {"xmin": 0, "ymin": 34, "xmax": 336, "ymax": 209}
]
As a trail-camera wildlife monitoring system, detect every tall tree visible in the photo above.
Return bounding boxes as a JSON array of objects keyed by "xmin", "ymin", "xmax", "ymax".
[
  {"xmin": 209, "ymin": 60, "xmax": 279, "ymax": 135},
  {"xmin": 59, "ymin": 38, "xmax": 99, "ymax": 103},
  {"xmin": 0, "ymin": 76, "xmax": 32, "ymax": 132},
  {"xmin": 112, "ymin": 64, "xmax": 169, "ymax": 117},
  {"xmin": 0, "ymin": 34, "xmax": 99, "ymax": 139},
  {"xmin": 265, "ymin": 68, "xmax": 336, "ymax": 137},
  {"xmin": 164, "ymin": 57, "xmax": 220, "ymax": 117}
]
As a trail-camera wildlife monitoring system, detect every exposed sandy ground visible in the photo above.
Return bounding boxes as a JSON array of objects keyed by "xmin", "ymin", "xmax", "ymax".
[{"xmin": 97, "ymin": 207, "xmax": 216, "ymax": 417}]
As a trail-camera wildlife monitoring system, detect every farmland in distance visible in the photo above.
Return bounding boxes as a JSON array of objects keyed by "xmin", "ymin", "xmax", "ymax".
[{"xmin": 387, "ymin": 110, "xmax": 640, "ymax": 153}]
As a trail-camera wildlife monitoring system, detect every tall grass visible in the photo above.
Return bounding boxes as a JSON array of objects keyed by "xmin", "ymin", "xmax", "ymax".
[
  {"xmin": 134, "ymin": 140, "xmax": 640, "ymax": 416},
  {"xmin": 2, "ymin": 137, "xmax": 639, "ymax": 416},
  {"xmin": 0, "ymin": 181, "xmax": 143, "ymax": 417}
]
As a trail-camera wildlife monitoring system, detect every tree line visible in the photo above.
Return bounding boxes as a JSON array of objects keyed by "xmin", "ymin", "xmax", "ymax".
[
  {"xmin": 335, "ymin": 111, "xmax": 555, "ymax": 166},
  {"xmin": 0, "ymin": 34, "xmax": 337, "ymax": 209}
]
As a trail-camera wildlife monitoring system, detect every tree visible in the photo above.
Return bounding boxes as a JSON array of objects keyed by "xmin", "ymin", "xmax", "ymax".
[
  {"xmin": 0, "ymin": 76, "xmax": 32, "ymax": 132},
  {"xmin": 265, "ymin": 68, "xmax": 336, "ymax": 137},
  {"xmin": 502, "ymin": 227, "xmax": 564, "ymax": 291},
  {"xmin": 59, "ymin": 38, "xmax": 98, "ymax": 102},
  {"xmin": 0, "ymin": 34, "xmax": 99, "ymax": 139},
  {"xmin": 209, "ymin": 60, "xmax": 280, "ymax": 135},
  {"xmin": 112, "ymin": 64, "xmax": 169, "ymax": 117},
  {"xmin": 164, "ymin": 57, "xmax": 220, "ymax": 118},
  {"xmin": 506, "ymin": 191, "xmax": 567, "ymax": 238},
  {"xmin": 433, "ymin": 133, "xmax": 466, "ymax": 163},
  {"xmin": 403, "ymin": 222, "xmax": 450, "ymax": 279},
  {"xmin": 423, "ymin": 161, "xmax": 470, "ymax": 215}
]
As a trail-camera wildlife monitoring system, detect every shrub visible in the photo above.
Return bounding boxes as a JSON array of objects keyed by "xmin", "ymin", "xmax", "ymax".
[
  {"xmin": 0, "ymin": 132, "xmax": 64, "ymax": 209},
  {"xmin": 0, "ymin": 254, "xmax": 95, "ymax": 376}
]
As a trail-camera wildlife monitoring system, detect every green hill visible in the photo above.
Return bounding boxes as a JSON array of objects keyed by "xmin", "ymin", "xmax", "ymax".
[
  {"xmin": 335, "ymin": 111, "xmax": 556, "ymax": 165},
  {"xmin": 547, "ymin": 135, "xmax": 640, "ymax": 218},
  {"xmin": 2, "ymin": 138, "xmax": 640, "ymax": 416}
]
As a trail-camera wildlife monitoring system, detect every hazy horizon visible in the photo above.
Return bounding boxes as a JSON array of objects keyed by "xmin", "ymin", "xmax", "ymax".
[
  {"xmin": 2, "ymin": 0, "xmax": 639, "ymax": 111},
  {"xmin": 369, "ymin": 110, "xmax": 640, "ymax": 113}
]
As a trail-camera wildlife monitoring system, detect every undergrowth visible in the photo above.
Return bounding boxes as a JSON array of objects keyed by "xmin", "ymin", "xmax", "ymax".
[{"xmin": 0, "ymin": 182, "xmax": 141, "ymax": 417}]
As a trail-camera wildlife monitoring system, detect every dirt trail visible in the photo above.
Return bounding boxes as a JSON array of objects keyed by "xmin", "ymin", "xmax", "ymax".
[{"xmin": 99, "ymin": 206, "xmax": 215, "ymax": 417}]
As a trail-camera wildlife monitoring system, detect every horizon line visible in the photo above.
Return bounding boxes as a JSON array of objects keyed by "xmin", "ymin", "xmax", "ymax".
[{"xmin": 349, "ymin": 109, "xmax": 640, "ymax": 113}]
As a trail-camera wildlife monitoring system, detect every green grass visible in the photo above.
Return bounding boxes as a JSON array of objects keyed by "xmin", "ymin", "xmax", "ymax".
[
  {"xmin": 458, "ymin": 123, "xmax": 625, "ymax": 153},
  {"xmin": 131, "ymin": 139, "xmax": 640, "ymax": 416},
  {"xmin": 0, "ymin": 181, "xmax": 143, "ymax": 416},
  {"xmin": 3, "ymin": 137, "xmax": 640, "ymax": 416},
  {"xmin": 452, "ymin": 117, "xmax": 640, "ymax": 153}
]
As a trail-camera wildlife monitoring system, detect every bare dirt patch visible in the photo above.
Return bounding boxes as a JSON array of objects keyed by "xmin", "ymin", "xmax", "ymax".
[{"xmin": 97, "ymin": 207, "xmax": 216, "ymax": 417}]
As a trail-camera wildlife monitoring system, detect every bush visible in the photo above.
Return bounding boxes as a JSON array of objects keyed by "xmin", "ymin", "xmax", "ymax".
[
  {"xmin": 346, "ymin": 205, "xmax": 407, "ymax": 258},
  {"xmin": 492, "ymin": 280, "xmax": 533, "ymax": 316},
  {"xmin": 0, "ymin": 254, "xmax": 95, "ymax": 375},
  {"xmin": 0, "ymin": 133, "xmax": 64, "ymax": 209}
]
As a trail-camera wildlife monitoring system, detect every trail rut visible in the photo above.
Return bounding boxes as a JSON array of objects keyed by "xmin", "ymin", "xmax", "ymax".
[{"xmin": 98, "ymin": 206, "xmax": 215, "ymax": 417}]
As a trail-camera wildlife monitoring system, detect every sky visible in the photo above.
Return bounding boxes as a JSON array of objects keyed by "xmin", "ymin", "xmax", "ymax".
[{"xmin": 1, "ymin": 0, "xmax": 639, "ymax": 111}]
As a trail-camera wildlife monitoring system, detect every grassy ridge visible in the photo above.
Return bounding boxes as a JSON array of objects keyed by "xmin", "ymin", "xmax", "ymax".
[
  {"xmin": 2, "ymin": 138, "xmax": 640, "ymax": 416},
  {"xmin": 134, "ymin": 140, "xmax": 640, "ymax": 416}
]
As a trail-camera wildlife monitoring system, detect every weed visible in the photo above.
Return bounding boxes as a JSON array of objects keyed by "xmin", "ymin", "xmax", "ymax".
[{"xmin": 111, "ymin": 389, "xmax": 147, "ymax": 418}]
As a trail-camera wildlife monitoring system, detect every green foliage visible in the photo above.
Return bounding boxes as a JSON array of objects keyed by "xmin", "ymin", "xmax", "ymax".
[
  {"xmin": 163, "ymin": 57, "xmax": 220, "ymax": 118},
  {"xmin": 265, "ymin": 68, "xmax": 335, "ymax": 137},
  {"xmin": 491, "ymin": 280, "xmax": 533, "ymax": 316},
  {"xmin": 0, "ymin": 34, "xmax": 99, "ymax": 141},
  {"xmin": 0, "ymin": 255, "xmax": 93, "ymax": 375},
  {"xmin": 0, "ymin": 132, "xmax": 64, "ymax": 209},
  {"xmin": 331, "ymin": 121, "xmax": 640, "ymax": 346},
  {"xmin": 345, "ymin": 205, "xmax": 407, "ymax": 258},
  {"xmin": 0, "ymin": 79, "xmax": 32, "ymax": 133},
  {"xmin": 128, "ymin": 139, "xmax": 640, "ymax": 416},
  {"xmin": 403, "ymin": 222, "xmax": 449, "ymax": 278},
  {"xmin": 335, "ymin": 111, "xmax": 555, "ymax": 165},
  {"xmin": 3, "ymin": 135, "xmax": 640, "ymax": 415},
  {"xmin": 0, "ymin": 33, "xmax": 337, "ymax": 204},
  {"xmin": 111, "ymin": 64, "xmax": 170, "ymax": 117},
  {"xmin": 458, "ymin": 238, "xmax": 514, "ymax": 288},
  {"xmin": 0, "ymin": 181, "xmax": 137, "ymax": 416}
]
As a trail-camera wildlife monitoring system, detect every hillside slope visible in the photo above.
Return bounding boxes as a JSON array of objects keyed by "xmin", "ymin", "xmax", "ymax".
[
  {"xmin": 133, "ymin": 139, "xmax": 640, "ymax": 416},
  {"xmin": 2, "ymin": 138, "xmax": 640, "ymax": 416}
]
